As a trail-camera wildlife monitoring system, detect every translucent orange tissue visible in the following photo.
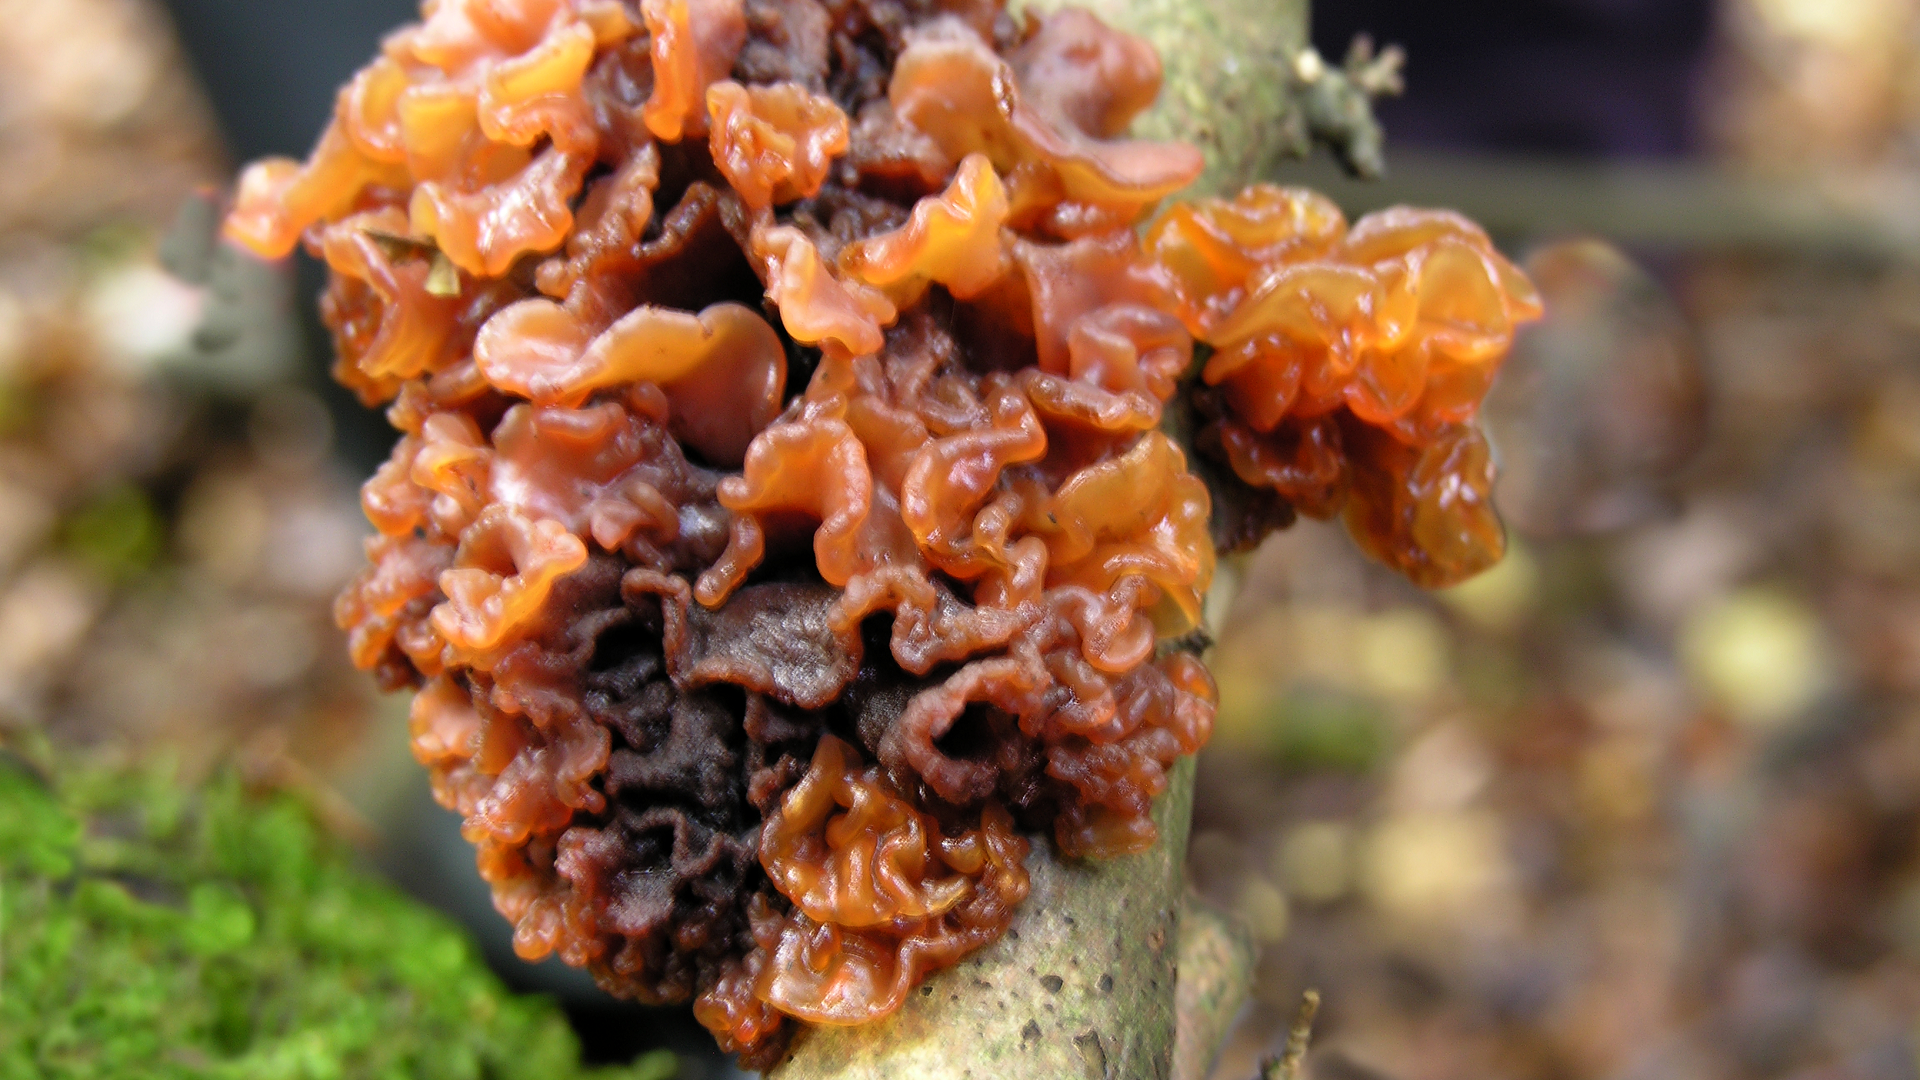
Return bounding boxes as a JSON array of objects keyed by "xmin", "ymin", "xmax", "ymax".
[{"xmin": 225, "ymin": 0, "xmax": 1536, "ymax": 1065}]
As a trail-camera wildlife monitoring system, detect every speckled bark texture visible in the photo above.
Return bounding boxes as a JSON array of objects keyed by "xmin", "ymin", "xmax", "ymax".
[
  {"xmin": 1070, "ymin": 0, "xmax": 1309, "ymax": 194},
  {"xmin": 1171, "ymin": 899, "xmax": 1257, "ymax": 1080}
]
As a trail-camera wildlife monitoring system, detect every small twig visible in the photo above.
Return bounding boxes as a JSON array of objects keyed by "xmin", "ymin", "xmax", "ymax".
[
  {"xmin": 1342, "ymin": 35, "xmax": 1405, "ymax": 98},
  {"xmin": 1293, "ymin": 34, "xmax": 1404, "ymax": 178},
  {"xmin": 1258, "ymin": 989, "xmax": 1322, "ymax": 1080}
]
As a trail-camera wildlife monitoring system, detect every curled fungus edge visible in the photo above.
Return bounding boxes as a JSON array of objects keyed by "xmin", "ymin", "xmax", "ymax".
[{"xmin": 225, "ymin": 0, "xmax": 1538, "ymax": 1065}]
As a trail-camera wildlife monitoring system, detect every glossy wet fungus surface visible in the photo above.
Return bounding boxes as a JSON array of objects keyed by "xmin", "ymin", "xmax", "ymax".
[{"xmin": 224, "ymin": 0, "xmax": 1540, "ymax": 1065}]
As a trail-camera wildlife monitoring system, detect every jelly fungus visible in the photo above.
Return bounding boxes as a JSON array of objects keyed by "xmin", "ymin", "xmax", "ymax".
[{"xmin": 227, "ymin": 0, "xmax": 1536, "ymax": 1064}]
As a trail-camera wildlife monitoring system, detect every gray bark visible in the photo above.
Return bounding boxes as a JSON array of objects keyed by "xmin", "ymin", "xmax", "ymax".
[{"xmin": 1072, "ymin": 0, "xmax": 1311, "ymax": 194}]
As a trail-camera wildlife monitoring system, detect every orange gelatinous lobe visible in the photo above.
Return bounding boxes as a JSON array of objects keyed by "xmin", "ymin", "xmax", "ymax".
[
  {"xmin": 1342, "ymin": 420, "xmax": 1506, "ymax": 589},
  {"xmin": 1015, "ymin": 228, "xmax": 1183, "ymax": 386},
  {"xmin": 753, "ymin": 735, "xmax": 1030, "ymax": 1024},
  {"xmin": 224, "ymin": 0, "xmax": 640, "ymax": 277},
  {"xmin": 475, "ymin": 299, "xmax": 785, "ymax": 465},
  {"xmin": 232, "ymin": 0, "xmax": 1534, "ymax": 1064},
  {"xmin": 1145, "ymin": 184, "xmax": 1348, "ymax": 334},
  {"xmin": 315, "ymin": 208, "xmax": 463, "ymax": 404},
  {"xmin": 839, "ymin": 153, "xmax": 1010, "ymax": 302},
  {"xmin": 1043, "ymin": 432, "xmax": 1214, "ymax": 636},
  {"xmin": 751, "ymin": 223, "xmax": 897, "ymax": 356},
  {"xmin": 335, "ymin": 533, "xmax": 453, "ymax": 684},
  {"xmin": 226, "ymin": 128, "xmax": 412, "ymax": 260},
  {"xmin": 432, "ymin": 506, "xmax": 590, "ymax": 664},
  {"xmin": 641, "ymin": 0, "xmax": 748, "ymax": 141},
  {"xmin": 889, "ymin": 11, "xmax": 1203, "ymax": 235},
  {"xmin": 707, "ymin": 80, "xmax": 851, "ymax": 212},
  {"xmin": 1182, "ymin": 202, "xmax": 1542, "ymax": 581}
]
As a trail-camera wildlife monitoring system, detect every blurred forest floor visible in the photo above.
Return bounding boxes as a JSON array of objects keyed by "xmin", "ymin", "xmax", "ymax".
[{"xmin": 2, "ymin": 3, "xmax": 1919, "ymax": 1080}]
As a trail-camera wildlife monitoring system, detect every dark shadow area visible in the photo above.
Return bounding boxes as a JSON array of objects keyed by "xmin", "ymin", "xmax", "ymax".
[
  {"xmin": 157, "ymin": 0, "xmax": 420, "ymax": 163},
  {"xmin": 1314, "ymin": 0, "xmax": 1716, "ymax": 157}
]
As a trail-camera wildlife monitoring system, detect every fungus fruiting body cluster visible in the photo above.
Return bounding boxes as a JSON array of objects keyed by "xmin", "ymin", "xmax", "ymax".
[{"xmin": 225, "ymin": 0, "xmax": 1537, "ymax": 1064}]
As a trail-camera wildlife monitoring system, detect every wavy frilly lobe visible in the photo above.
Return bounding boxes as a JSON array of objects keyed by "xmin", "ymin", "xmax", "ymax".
[
  {"xmin": 1162, "ymin": 193, "xmax": 1543, "ymax": 584},
  {"xmin": 749, "ymin": 735, "xmax": 1030, "ymax": 1024},
  {"xmin": 227, "ymin": 0, "xmax": 1535, "ymax": 1065}
]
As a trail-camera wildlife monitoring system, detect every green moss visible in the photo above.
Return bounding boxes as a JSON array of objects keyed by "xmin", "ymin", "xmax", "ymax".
[{"xmin": 0, "ymin": 745, "xmax": 675, "ymax": 1080}]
